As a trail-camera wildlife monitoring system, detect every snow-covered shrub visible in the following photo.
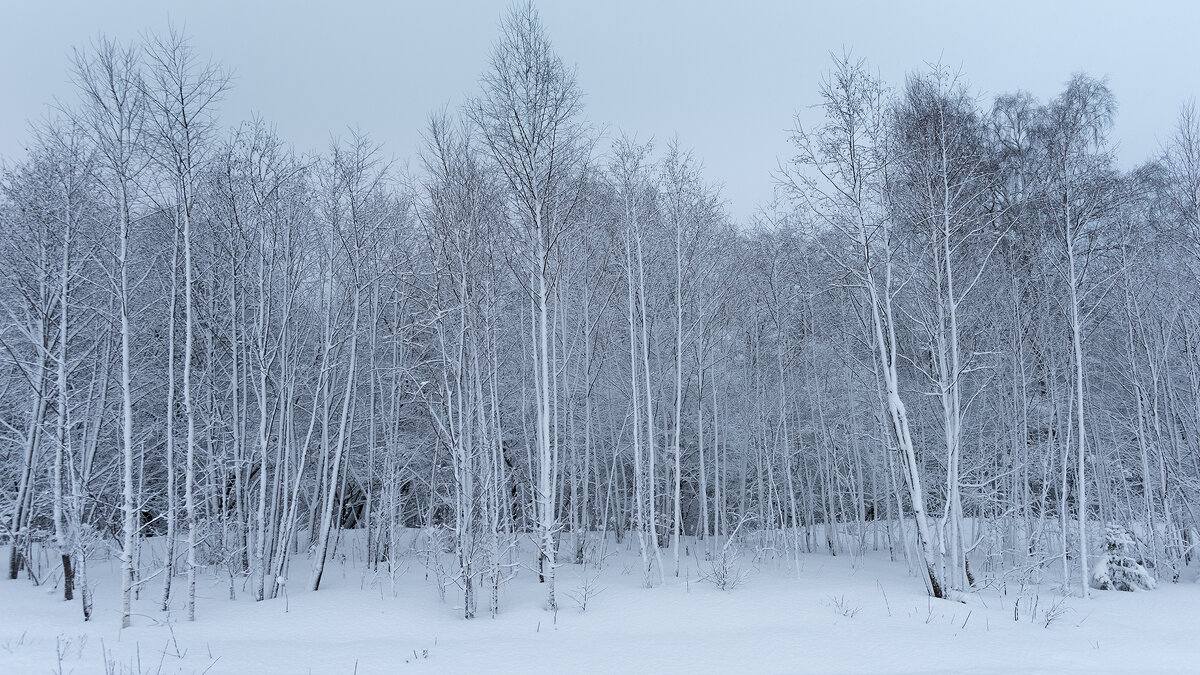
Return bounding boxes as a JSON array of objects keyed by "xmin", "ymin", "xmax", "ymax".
[
  {"xmin": 1091, "ymin": 523, "xmax": 1155, "ymax": 591},
  {"xmin": 703, "ymin": 537, "xmax": 750, "ymax": 590}
]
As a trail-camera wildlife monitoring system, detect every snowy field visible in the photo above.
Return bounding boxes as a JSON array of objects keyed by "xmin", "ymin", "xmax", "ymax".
[{"xmin": 2, "ymin": 534, "xmax": 1196, "ymax": 674}]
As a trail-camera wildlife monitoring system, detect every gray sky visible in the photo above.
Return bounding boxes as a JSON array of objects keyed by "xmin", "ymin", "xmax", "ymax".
[{"xmin": 3, "ymin": 0, "xmax": 1198, "ymax": 222}]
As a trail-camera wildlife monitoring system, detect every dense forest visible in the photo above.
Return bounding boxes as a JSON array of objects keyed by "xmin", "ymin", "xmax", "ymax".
[{"xmin": 3, "ymin": 3, "xmax": 1199, "ymax": 629}]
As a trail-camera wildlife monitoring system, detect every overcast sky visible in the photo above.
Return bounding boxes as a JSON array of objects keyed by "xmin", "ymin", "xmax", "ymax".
[{"xmin": 3, "ymin": 0, "xmax": 1198, "ymax": 222}]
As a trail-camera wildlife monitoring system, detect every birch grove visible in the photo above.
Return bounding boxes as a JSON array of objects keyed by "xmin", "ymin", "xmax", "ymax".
[{"xmin": 5, "ymin": 7, "xmax": 1200, "ymax": 629}]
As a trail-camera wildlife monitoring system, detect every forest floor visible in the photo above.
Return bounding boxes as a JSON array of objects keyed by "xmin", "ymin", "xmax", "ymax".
[{"xmin": 1, "ymin": 533, "xmax": 1197, "ymax": 674}]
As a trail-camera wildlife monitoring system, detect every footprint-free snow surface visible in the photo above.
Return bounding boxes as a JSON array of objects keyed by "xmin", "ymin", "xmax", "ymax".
[{"xmin": 1, "ymin": 534, "xmax": 1196, "ymax": 674}]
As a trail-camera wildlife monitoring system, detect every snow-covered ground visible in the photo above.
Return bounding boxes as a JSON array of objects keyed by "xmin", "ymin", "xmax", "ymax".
[{"xmin": 2, "ymin": 534, "xmax": 1196, "ymax": 674}]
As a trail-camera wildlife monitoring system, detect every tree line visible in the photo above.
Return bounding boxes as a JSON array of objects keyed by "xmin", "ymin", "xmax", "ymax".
[{"xmin": 3, "ymin": 4, "xmax": 1199, "ymax": 624}]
